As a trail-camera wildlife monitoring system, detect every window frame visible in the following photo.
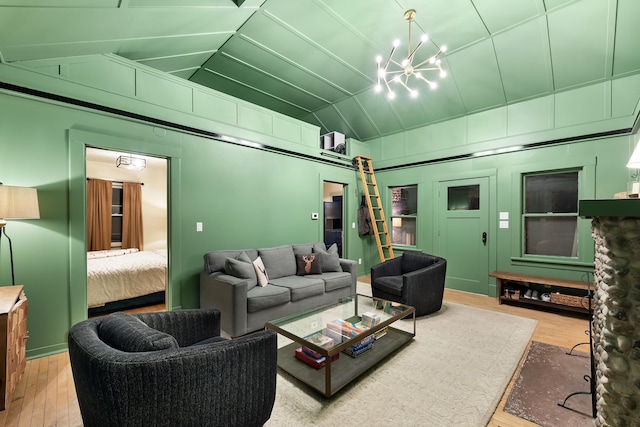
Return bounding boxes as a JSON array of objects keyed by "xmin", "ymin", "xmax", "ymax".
[
  {"xmin": 510, "ymin": 158, "xmax": 595, "ymax": 268},
  {"xmin": 522, "ymin": 169, "xmax": 579, "ymax": 258}
]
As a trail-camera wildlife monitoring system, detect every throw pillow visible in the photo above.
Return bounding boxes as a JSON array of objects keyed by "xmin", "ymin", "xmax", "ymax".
[
  {"xmin": 99, "ymin": 312, "xmax": 179, "ymax": 352},
  {"xmin": 313, "ymin": 243, "xmax": 342, "ymax": 272},
  {"xmin": 253, "ymin": 256, "xmax": 269, "ymax": 287},
  {"xmin": 295, "ymin": 253, "xmax": 323, "ymax": 276},
  {"xmin": 225, "ymin": 251, "xmax": 258, "ymax": 290}
]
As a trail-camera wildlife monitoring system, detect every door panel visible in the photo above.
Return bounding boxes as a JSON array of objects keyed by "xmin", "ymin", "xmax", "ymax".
[{"xmin": 438, "ymin": 178, "xmax": 490, "ymax": 294}]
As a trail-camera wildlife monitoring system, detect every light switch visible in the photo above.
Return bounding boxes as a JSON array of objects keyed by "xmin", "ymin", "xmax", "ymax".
[{"xmin": 196, "ymin": 222, "xmax": 203, "ymax": 232}]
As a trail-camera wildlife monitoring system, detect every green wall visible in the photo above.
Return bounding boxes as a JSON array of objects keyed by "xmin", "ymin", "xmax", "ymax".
[{"xmin": 0, "ymin": 54, "xmax": 638, "ymax": 358}]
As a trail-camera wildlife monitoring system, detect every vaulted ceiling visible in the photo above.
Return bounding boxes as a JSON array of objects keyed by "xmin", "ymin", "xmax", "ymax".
[{"xmin": 1, "ymin": 0, "xmax": 639, "ymax": 141}]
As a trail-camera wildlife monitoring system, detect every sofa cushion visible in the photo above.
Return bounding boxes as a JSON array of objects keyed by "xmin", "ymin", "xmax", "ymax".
[
  {"xmin": 292, "ymin": 243, "xmax": 314, "ymax": 255},
  {"xmin": 247, "ymin": 284, "xmax": 291, "ymax": 313},
  {"xmin": 308, "ymin": 271, "xmax": 352, "ymax": 292},
  {"xmin": 204, "ymin": 249, "xmax": 258, "ymax": 273},
  {"xmin": 313, "ymin": 243, "xmax": 343, "ymax": 272},
  {"xmin": 225, "ymin": 251, "xmax": 258, "ymax": 290},
  {"xmin": 295, "ymin": 253, "xmax": 322, "ymax": 276},
  {"xmin": 259, "ymin": 245, "xmax": 296, "ymax": 279},
  {"xmin": 252, "ymin": 256, "xmax": 269, "ymax": 287},
  {"xmin": 99, "ymin": 312, "xmax": 179, "ymax": 352},
  {"xmin": 269, "ymin": 276, "xmax": 325, "ymax": 302},
  {"xmin": 372, "ymin": 275, "xmax": 404, "ymax": 297}
]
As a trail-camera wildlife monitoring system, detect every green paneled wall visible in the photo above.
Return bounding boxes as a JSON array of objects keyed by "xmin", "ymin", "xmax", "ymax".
[{"xmin": 0, "ymin": 53, "xmax": 638, "ymax": 359}]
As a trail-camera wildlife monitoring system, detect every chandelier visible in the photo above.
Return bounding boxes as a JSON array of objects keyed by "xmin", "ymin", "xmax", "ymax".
[{"xmin": 375, "ymin": 9, "xmax": 447, "ymax": 99}]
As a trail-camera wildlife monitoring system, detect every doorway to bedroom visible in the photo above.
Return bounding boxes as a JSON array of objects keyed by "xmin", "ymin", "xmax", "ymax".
[{"xmin": 85, "ymin": 147, "xmax": 168, "ymax": 316}]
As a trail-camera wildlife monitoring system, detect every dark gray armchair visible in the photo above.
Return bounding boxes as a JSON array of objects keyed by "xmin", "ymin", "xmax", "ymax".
[
  {"xmin": 68, "ymin": 309, "xmax": 277, "ymax": 427},
  {"xmin": 371, "ymin": 251, "xmax": 447, "ymax": 316}
]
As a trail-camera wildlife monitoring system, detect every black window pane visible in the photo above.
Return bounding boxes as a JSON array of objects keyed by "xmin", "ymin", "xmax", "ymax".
[
  {"xmin": 525, "ymin": 217, "xmax": 578, "ymax": 257},
  {"xmin": 525, "ymin": 172, "xmax": 578, "ymax": 213},
  {"xmin": 391, "ymin": 186, "xmax": 417, "ymax": 216},
  {"xmin": 448, "ymin": 185, "xmax": 480, "ymax": 211},
  {"xmin": 112, "ymin": 216, "xmax": 122, "ymax": 242}
]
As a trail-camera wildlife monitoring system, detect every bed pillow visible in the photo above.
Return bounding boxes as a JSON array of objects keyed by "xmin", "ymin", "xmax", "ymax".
[
  {"xmin": 253, "ymin": 256, "xmax": 269, "ymax": 287},
  {"xmin": 313, "ymin": 243, "xmax": 342, "ymax": 272},
  {"xmin": 225, "ymin": 251, "xmax": 258, "ymax": 290},
  {"xmin": 99, "ymin": 312, "xmax": 178, "ymax": 352},
  {"xmin": 295, "ymin": 253, "xmax": 323, "ymax": 276}
]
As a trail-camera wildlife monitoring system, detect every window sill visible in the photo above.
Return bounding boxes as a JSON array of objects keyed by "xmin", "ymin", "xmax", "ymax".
[{"xmin": 510, "ymin": 256, "xmax": 593, "ymax": 268}]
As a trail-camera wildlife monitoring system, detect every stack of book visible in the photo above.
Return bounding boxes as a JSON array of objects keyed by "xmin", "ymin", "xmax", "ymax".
[
  {"xmin": 294, "ymin": 331, "xmax": 338, "ymax": 369},
  {"xmin": 325, "ymin": 319, "xmax": 376, "ymax": 358},
  {"xmin": 294, "ymin": 346, "xmax": 338, "ymax": 369}
]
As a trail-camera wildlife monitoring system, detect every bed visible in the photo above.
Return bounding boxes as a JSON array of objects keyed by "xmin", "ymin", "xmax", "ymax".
[{"xmin": 87, "ymin": 248, "xmax": 167, "ymax": 313}]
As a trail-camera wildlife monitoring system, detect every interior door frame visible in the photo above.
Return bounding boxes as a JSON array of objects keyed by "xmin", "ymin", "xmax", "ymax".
[
  {"xmin": 69, "ymin": 127, "xmax": 182, "ymax": 327},
  {"xmin": 431, "ymin": 168, "xmax": 498, "ymax": 296},
  {"xmin": 322, "ymin": 180, "xmax": 346, "ymax": 257}
]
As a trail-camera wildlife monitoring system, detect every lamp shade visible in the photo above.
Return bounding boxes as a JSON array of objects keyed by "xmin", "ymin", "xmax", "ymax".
[
  {"xmin": 0, "ymin": 185, "xmax": 40, "ymax": 220},
  {"xmin": 626, "ymin": 140, "xmax": 640, "ymax": 169}
]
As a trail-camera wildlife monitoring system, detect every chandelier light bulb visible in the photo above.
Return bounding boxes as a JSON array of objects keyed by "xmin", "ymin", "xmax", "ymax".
[
  {"xmin": 378, "ymin": 68, "xmax": 386, "ymax": 78},
  {"xmin": 421, "ymin": 34, "xmax": 429, "ymax": 42},
  {"xmin": 410, "ymin": 90, "xmax": 418, "ymax": 98},
  {"xmin": 375, "ymin": 84, "xmax": 382, "ymax": 93},
  {"xmin": 376, "ymin": 55, "xmax": 382, "ymax": 63},
  {"xmin": 429, "ymin": 82, "xmax": 437, "ymax": 89},
  {"xmin": 388, "ymin": 91, "xmax": 396, "ymax": 100},
  {"xmin": 393, "ymin": 39, "xmax": 400, "ymax": 48},
  {"xmin": 441, "ymin": 45, "xmax": 447, "ymax": 53},
  {"xmin": 401, "ymin": 58, "xmax": 408, "ymax": 67},
  {"xmin": 440, "ymin": 70, "xmax": 447, "ymax": 78}
]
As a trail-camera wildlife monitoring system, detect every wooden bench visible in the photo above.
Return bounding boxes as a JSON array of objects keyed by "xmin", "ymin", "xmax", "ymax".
[{"xmin": 490, "ymin": 270, "xmax": 592, "ymax": 315}]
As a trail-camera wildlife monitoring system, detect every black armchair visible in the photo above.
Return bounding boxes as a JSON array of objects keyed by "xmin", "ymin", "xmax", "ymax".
[
  {"xmin": 68, "ymin": 309, "xmax": 277, "ymax": 427},
  {"xmin": 371, "ymin": 251, "xmax": 447, "ymax": 316}
]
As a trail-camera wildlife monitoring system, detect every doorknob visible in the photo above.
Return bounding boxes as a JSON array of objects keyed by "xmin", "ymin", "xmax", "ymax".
[{"xmin": 482, "ymin": 232, "xmax": 487, "ymax": 245}]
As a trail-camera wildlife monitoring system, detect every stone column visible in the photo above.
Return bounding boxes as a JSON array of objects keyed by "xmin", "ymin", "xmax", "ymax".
[{"xmin": 591, "ymin": 216, "xmax": 640, "ymax": 427}]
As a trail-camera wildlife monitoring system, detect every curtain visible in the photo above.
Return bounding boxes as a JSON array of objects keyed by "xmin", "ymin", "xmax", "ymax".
[
  {"xmin": 87, "ymin": 179, "xmax": 112, "ymax": 251},
  {"xmin": 122, "ymin": 182, "xmax": 144, "ymax": 250}
]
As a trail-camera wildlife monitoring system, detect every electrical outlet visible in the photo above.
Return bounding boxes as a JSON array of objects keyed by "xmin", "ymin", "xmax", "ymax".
[
  {"xmin": 358, "ymin": 258, "xmax": 362, "ymax": 264},
  {"xmin": 311, "ymin": 212, "xmax": 319, "ymax": 220},
  {"xmin": 196, "ymin": 222, "xmax": 203, "ymax": 232}
]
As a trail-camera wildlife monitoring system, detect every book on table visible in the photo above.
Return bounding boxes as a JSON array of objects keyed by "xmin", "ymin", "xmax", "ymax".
[{"xmin": 294, "ymin": 347, "xmax": 339, "ymax": 369}]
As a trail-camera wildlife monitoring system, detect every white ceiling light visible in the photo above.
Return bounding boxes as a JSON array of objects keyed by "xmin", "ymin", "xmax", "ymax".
[
  {"xmin": 375, "ymin": 9, "xmax": 447, "ymax": 100},
  {"xmin": 116, "ymin": 155, "xmax": 146, "ymax": 170}
]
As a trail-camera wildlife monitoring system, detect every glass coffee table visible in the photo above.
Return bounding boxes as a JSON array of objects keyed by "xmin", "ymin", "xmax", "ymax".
[{"xmin": 265, "ymin": 294, "xmax": 415, "ymax": 397}]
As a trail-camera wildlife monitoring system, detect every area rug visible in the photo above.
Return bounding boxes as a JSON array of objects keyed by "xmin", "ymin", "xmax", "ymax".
[
  {"xmin": 267, "ymin": 283, "xmax": 537, "ymax": 427},
  {"xmin": 504, "ymin": 341, "xmax": 596, "ymax": 427}
]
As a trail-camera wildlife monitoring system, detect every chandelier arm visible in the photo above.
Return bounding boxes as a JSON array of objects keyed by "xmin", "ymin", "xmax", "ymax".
[
  {"xmin": 383, "ymin": 46, "xmax": 397, "ymax": 70},
  {"xmin": 413, "ymin": 57, "xmax": 440, "ymax": 69},
  {"xmin": 413, "ymin": 66, "xmax": 439, "ymax": 72},
  {"xmin": 407, "ymin": 40, "xmax": 424, "ymax": 62}
]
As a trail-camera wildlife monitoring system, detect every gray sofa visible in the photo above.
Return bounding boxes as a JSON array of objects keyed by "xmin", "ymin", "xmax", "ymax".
[{"xmin": 200, "ymin": 242, "xmax": 357, "ymax": 337}]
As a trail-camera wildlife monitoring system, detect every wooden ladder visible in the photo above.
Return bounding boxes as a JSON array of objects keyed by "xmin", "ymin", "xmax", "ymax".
[{"xmin": 353, "ymin": 155, "xmax": 394, "ymax": 263}]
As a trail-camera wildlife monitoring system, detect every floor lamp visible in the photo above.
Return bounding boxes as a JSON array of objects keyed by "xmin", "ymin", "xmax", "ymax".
[{"xmin": 0, "ymin": 184, "xmax": 40, "ymax": 286}]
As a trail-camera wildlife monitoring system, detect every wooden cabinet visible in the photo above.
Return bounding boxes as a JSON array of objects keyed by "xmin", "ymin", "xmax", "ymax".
[{"xmin": 0, "ymin": 285, "xmax": 28, "ymax": 410}]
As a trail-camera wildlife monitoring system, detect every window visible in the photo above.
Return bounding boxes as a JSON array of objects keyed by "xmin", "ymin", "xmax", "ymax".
[
  {"xmin": 111, "ymin": 183, "xmax": 123, "ymax": 247},
  {"xmin": 390, "ymin": 185, "xmax": 417, "ymax": 246},
  {"xmin": 447, "ymin": 185, "xmax": 480, "ymax": 211},
  {"xmin": 523, "ymin": 171, "xmax": 579, "ymax": 258}
]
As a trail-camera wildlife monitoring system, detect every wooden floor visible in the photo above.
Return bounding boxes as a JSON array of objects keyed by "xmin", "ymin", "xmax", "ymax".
[{"xmin": 0, "ymin": 287, "xmax": 588, "ymax": 427}]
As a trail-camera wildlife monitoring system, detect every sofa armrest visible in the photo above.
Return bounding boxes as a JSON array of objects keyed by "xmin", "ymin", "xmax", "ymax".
[
  {"xmin": 339, "ymin": 258, "xmax": 358, "ymax": 293},
  {"xmin": 136, "ymin": 309, "xmax": 221, "ymax": 347},
  {"xmin": 371, "ymin": 256, "xmax": 402, "ymax": 282},
  {"xmin": 200, "ymin": 271, "xmax": 249, "ymax": 337}
]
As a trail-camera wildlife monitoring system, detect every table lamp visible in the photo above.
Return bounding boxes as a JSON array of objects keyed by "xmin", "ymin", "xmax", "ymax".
[{"xmin": 0, "ymin": 183, "xmax": 40, "ymax": 286}]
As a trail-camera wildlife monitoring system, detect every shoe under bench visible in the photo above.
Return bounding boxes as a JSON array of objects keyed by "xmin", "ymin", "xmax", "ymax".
[{"xmin": 490, "ymin": 270, "xmax": 592, "ymax": 316}]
